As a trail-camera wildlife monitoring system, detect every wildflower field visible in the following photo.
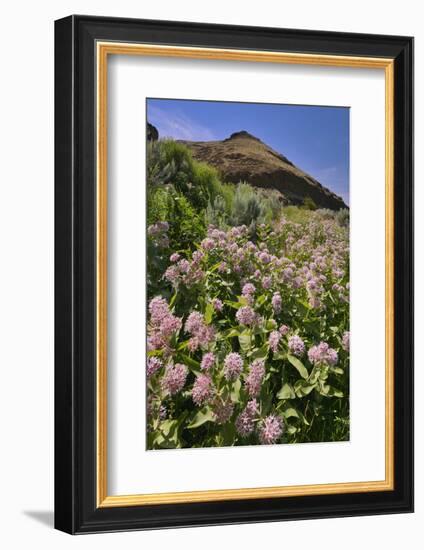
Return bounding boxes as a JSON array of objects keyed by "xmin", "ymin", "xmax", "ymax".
[{"xmin": 146, "ymin": 140, "xmax": 350, "ymax": 449}]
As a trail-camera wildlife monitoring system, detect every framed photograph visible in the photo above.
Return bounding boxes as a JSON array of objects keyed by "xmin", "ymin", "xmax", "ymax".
[{"xmin": 54, "ymin": 15, "xmax": 413, "ymax": 534}]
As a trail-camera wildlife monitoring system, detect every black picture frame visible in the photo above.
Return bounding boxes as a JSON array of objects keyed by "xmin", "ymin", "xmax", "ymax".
[{"xmin": 55, "ymin": 15, "xmax": 414, "ymax": 534}]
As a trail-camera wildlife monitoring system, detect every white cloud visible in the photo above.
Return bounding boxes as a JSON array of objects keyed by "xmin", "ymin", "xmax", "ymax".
[{"xmin": 147, "ymin": 104, "xmax": 217, "ymax": 142}]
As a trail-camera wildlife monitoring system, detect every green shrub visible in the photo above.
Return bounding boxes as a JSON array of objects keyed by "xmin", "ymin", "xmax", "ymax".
[
  {"xmin": 302, "ymin": 196, "xmax": 318, "ymax": 210},
  {"xmin": 336, "ymin": 208, "xmax": 350, "ymax": 228}
]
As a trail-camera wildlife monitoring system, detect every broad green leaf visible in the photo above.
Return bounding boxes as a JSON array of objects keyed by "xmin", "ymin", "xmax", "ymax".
[
  {"xmin": 204, "ymin": 302, "xmax": 214, "ymax": 324},
  {"xmin": 224, "ymin": 300, "xmax": 242, "ymax": 310},
  {"xmin": 277, "ymin": 383, "xmax": 296, "ymax": 400},
  {"xmin": 238, "ymin": 330, "xmax": 252, "ymax": 352},
  {"xmin": 272, "ymin": 351, "xmax": 286, "ymax": 361},
  {"xmin": 308, "ymin": 366, "xmax": 321, "ymax": 384},
  {"xmin": 282, "ymin": 407, "xmax": 300, "ymax": 419},
  {"xmin": 287, "ymin": 354, "xmax": 309, "ymax": 379},
  {"xmin": 294, "ymin": 379, "xmax": 315, "ymax": 397},
  {"xmin": 223, "ymin": 328, "xmax": 240, "ymax": 339},
  {"xmin": 222, "ymin": 422, "xmax": 236, "ymax": 445},
  {"xmin": 256, "ymin": 294, "xmax": 267, "ymax": 307},
  {"xmin": 160, "ymin": 419, "xmax": 178, "ymax": 437},
  {"xmin": 178, "ymin": 354, "xmax": 200, "ymax": 374},
  {"xmin": 250, "ymin": 344, "xmax": 269, "ymax": 360},
  {"xmin": 231, "ymin": 378, "xmax": 242, "ymax": 403},
  {"xmin": 331, "ymin": 366, "xmax": 344, "ymax": 375},
  {"xmin": 187, "ymin": 408, "xmax": 215, "ymax": 429},
  {"xmin": 147, "ymin": 349, "xmax": 163, "ymax": 357},
  {"xmin": 265, "ymin": 319, "xmax": 277, "ymax": 331},
  {"xmin": 319, "ymin": 384, "xmax": 344, "ymax": 398}
]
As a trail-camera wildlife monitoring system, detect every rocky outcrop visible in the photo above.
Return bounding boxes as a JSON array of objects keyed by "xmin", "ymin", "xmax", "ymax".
[
  {"xmin": 179, "ymin": 131, "xmax": 347, "ymax": 210},
  {"xmin": 147, "ymin": 122, "xmax": 159, "ymax": 141}
]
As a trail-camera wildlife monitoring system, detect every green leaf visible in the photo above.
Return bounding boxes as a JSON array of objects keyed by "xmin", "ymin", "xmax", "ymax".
[
  {"xmin": 294, "ymin": 379, "xmax": 315, "ymax": 397},
  {"xmin": 265, "ymin": 319, "xmax": 277, "ymax": 331},
  {"xmin": 160, "ymin": 419, "xmax": 178, "ymax": 437},
  {"xmin": 231, "ymin": 378, "xmax": 242, "ymax": 403},
  {"xmin": 178, "ymin": 354, "xmax": 200, "ymax": 374},
  {"xmin": 169, "ymin": 291, "xmax": 178, "ymax": 309},
  {"xmin": 308, "ymin": 366, "xmax": 321, "ymax": 384},
  {"xmin": 319, "ymin": 384, "xmax": 344, "ymax": 398},
  {"xmin": 277, "ymin": 383, "xmax": 296, "ymax": 400},
  {"xmin": 282, "ymin": 407, "xmax": 300, "ymax": 419},
  {"xmin": 272, "ymin": 351, "xmax": 286, "ymax": 361},
  {"xmin": 287, "ymin": 354, "xmax": 309, "ymax": 379},
  {"xmin": 187, "ymin": 408, "xmax": 215, "ymax": 429},
  {"xmin": 238, "ymin": 330, "xmax": 252, "ymax": 352},
  {"xmin": 250, "ymin": 344, "xmax": 269, "ymax": 360},
  {"xmin": 222, "ymin": 422, "xmax": 236, "ymax": 445},
  {"xmin": 256, "ymin": 294, "xmax": 267, "ymax": 307},
  {"xmin": 331, "ymin": 367, "xmax": 344, "ymax": 375},
  {"xmin": 224, "ymin": 300, "xmax": 242, "ymax": 310},
  {"xmin": 297, "ymin": 410, "xmax": 310, "ymax": 426},
  {"xmin": 223, "ymin": 328, "xmax": 240, "ymax": 339},
  {"xmin": 204, "ymin": 302, "xmax": 214, "ymax": 324}
]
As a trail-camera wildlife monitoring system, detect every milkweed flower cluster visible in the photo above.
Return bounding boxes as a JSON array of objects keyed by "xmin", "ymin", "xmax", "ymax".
[
  {"xmin": 224, "ymin": 352, "xmax": 244, "ymax": 381},
  {"xmin": 288, "ymin": 335, "xmax": 305, "ymax": 357},
  {"xmin": 148, "ymin": 296, "xmax": 182, "ymax": 353},
  {"xmin": 161, "ymin": 363, "xmax": 188, "ymax": 395},
  {"xmin": 342, "ymin": 331, "xmax": 350, "ymax": 352},
  {"xmin": 146, "ymin": 210, "xmax": 349, "ymax": 449},
  {"xmin": 236, "ymin": 306, "xmax": 257, "ymax": 326},
  {"xmin": 147, "ymin": 357, "xmax": 162, "ymax": 378},
  {"xmin": 200, "ymin": 352, "xmax": 215, "ymax": 371},
  {"xmin": 191, "ymin": 374, "xmax": 215, "ymax": 406},
  {"xmin": 245, "ymin": 359, "xmax": 265, "ymax": 397},
  {"xmin": 184, "ymin": 311, "xmax": 215, "ymax": 351},
  {"xmin": 147, "ymin": 221, "xmax": 169, "ymax": 248},
  {"xmin": 259, "ymin": 415, "xmax": 284, "ymax": 444},
  {"xmin": 272, "ymin": 292, "xmax": 282, "ymax": 314},
  {"xmin": 308, "ymin": 342, "xmax": 338, "ymax": 366},
  {"xmin": 213, "ymin": 397, "xmax": 234, "ymax": 424},
  {"xmin": 236, "ymin": 399, "xmax": 259, "ymax": 437},
  {"xmin": 269, "ymin": 330, "xmax": 281, "ymax": 353}
]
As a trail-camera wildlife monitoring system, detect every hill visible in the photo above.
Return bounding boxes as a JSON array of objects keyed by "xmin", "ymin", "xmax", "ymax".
[{"xmin": 178, "ymin": 130, "xmax": 347, "ymax": 210}]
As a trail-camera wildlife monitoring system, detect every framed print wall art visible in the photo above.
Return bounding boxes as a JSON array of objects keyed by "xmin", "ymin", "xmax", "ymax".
[{"xmin": 54, "ymin": 15, "xmax": 414, "ymax": 534}]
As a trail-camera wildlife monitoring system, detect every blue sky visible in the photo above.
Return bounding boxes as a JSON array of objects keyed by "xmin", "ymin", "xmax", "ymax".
[{"xmin": 147, "ymin": 98, "xmax": 350, "ymax": 205}]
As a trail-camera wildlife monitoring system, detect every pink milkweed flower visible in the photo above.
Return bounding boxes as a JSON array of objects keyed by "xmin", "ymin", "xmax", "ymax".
[
  {"xmin": 212, "ymin": 397, "xmax": 234, "ymax": 425},
  {"xmin": 271, "ymin": 292, "xmax": 282, "ymax": 314},
  {"xmin": 147, "ymin": 356, "xmax": 162, "ymax": 378},
  {"xmin": 259, "ymin": 414, "xmax": 284, "ymax": 444},
  {"xmin": 242, "ymin": 283, "xmax": 256, "ymax": 296},
  {"xmin": 191, "ymin": 374, "xmax": 215, "ymax": 406},
  {"xmin": 342, "ymin": 331, "xmax": 350, "ymax": 352},
  {"xmin": 200, "ymin": 352, "xmax": 215, "ymax": 371},
  {"xmin": 161, "ymin": 363, "xmax": 188, "ymax": 395},
  {"xmin": 269, "ymin": 330, "xmax": 281, "ymax": 353},
  {"xmin": 245, "ymin": 359, "xmax": 265, "ymax": 397},
  {"xmin": 169, "ymin": 252, "xmax": 181, "ymax": 262},
  {"xmin": 236, "ymin": 306, "xmax": 256, "ymax": 326},
  {"xmin": 279, "ymin": 324, "xmax": 289, "ymax": 336},
  {"xmin": 288, "ymin": 335, "xmax": 305, "ymax": 357},
  {"xmin": 235, "ymin": 399, "xmax": 259, "ymax": 437},
  {"xmin": 262, "ymin": 276, "xmax": 272, "ymax": 289},
  {"xmin": 212, "ymin": 298, "xmax": 223, "ymax": 312},
  {"xmin": 308, "ymin": 342, "xmax": 339, "ymax": 366},
  {"xmin": 224, "ymin": 352, "xmax": 243, "ymax": 381}
]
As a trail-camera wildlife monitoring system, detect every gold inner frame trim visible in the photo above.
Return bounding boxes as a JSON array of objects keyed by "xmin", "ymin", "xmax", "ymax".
[{"xmin": 96, "ymin": 42, "xmax": 395, "ymax": 508}]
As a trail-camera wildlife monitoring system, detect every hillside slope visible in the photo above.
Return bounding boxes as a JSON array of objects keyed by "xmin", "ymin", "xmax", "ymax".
[{"xmin": 179, "ymin": 130, "xmax": 347, "ymax": 210}]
